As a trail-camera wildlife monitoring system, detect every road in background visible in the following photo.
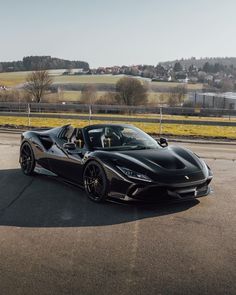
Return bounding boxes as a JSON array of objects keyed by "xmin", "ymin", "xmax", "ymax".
[{"xmin": 0, "ymin": 133, "xmax": 235, "ymax": 295}]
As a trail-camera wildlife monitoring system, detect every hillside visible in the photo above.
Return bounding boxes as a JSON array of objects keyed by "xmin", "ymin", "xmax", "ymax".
[
  {"xmin": 0, "ymin": 56, "xmax": 89, "ymax": 72},
  {"xmin": 160, "ymin": 57, "xmax": 236, "ymax": 69}
]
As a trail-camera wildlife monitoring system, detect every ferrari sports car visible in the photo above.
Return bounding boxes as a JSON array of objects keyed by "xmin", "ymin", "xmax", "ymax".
[{"xmin": 19, "ymin": 124, "xmax": 213, "ymax": 203}]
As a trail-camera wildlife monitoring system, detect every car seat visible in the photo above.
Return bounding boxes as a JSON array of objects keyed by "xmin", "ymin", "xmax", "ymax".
[{"xmin": 101, "ymin": 127, "xmax": 121, "ymax": 147}]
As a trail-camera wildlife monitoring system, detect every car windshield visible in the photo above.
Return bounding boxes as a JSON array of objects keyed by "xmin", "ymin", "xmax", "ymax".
[{"xmin": 86, "ymin": 125, "xmax": 160, "ymax": 150}]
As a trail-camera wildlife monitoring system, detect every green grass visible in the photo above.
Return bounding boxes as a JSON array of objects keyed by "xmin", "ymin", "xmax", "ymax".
[
  {"xmin": 0, "ymin": 71, "xmax": 29, "ymax": 86},
  {"xmin": 0, "ymin": 72, "xmax": 122, "ymax": 86},
  {"xmin": 53, "ymin": 74, "xmax": 122, "ymax": 84},
  {"xmin": 45, "ymin": 91, "xmax": 170, "ymax": 103},
  {"xmin": 48, "ymin": 91, "xmax": 108, "ymax": 102},
  {"xmin": 1, "ymin": 116, "xmax": 236, "ymax": 139},
  {"xmin": 150, "ymin": 81, "xmax": 203, "ymax": 90},
  {"xmin": 147, "ymin": 92, "xmax": 170, "ymax": 104},
  {"xmin": 0, "ymin": 71, "xmax": 203, "ymax": 91}
]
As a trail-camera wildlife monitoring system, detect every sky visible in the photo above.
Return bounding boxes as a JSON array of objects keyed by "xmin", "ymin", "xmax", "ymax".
[{"xmin": 0, "ymin": 0, "xmax": 236, "ymax": 67}]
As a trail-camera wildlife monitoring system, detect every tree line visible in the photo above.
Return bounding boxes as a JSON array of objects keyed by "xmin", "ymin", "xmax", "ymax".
[
  {"xmin": 0, "ymin": 56, "xmax": 89, "ymax": 72},
  {"xmin": 160, "ymin": 57, "xmax": 236, "ymax": 69},
  {"xmin": 23, "ymin": 72, "xmax": 150, "ymax": 105},
  {"xmin": 0, "ymin": 70, "xmax": 187, "ymax": 107}
]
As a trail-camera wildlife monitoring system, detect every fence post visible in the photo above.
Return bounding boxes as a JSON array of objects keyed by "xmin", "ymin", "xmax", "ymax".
[
  {"xmin": 212, "ymin": 96, "xmax": 215, "ymax": 108},
  {"xmin": 27, "ymin": 103, "xmax": 31, "ymax": 129},
  {"xmin": 89, "ymin": 104, "xmax": 92, "ymax": 125},
  {"xmin": 159, "ymin": 106, "xmax": 162, "ymax": 136}
]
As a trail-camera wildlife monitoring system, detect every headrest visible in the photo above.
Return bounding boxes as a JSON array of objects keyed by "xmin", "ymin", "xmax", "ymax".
[
  {"xmin": 104, "ymin": 127, "xmax": 113, "ymax": 138},
  {"xmin": 76, "ymin": 129, "xmax": 83, "ymax": 140}
]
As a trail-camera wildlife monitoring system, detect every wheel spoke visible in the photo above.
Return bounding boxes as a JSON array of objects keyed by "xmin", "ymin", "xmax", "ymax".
[
  {"xmin": 85, "ymin": 175, "xmax": 95, "ymax": 182},
  {"xmin": 84, "ymin": 163, "xmax": 106, "ymax": 201},
  {"xmin": 95, "ymin": 182, "xmax": 103, "ymax": 194},
  {"xmin": 88, "ymin": 183, "xmax": 95, "ymax": 193},
  {"xmin": 92, "ymin": 170, "xmax": 96, "ymax": 178},
  {"xmin": 89, "ymin": 166, "xmax": 95, "ymax": 177},
  {"xmin": 20, "ymin": 144, "xmax": 35, "ymax": 175},
  {"xmin": 22, "ymin": 149, "xmax": 30, "ymax": 157},
  {"xmin": 21, "ymin": 158, "xmax": 28, "ymax": 164}
]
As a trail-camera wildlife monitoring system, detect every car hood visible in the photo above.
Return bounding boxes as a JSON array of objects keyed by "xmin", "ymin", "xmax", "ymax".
[{"xmin": 104, "ymin": 146, "xmax": 209, "ymax": 183}]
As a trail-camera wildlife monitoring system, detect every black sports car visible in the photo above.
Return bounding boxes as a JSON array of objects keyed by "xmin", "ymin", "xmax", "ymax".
[{"xmin": 19, "ymin": 124, "xmax": 213, "ymax": 203}]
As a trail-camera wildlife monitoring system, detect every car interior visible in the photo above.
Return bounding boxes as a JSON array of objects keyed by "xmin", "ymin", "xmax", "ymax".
[
  {"xmin": 70, "ymin": 128, "xmax": 85, "ymax": 148},
  {"xmin": 57, "ymin": 126, "xmax": 85, "ymax": 149},
  {"xmin": 88, "ymin": 127, "xmax": 122, "ymax": 148}
]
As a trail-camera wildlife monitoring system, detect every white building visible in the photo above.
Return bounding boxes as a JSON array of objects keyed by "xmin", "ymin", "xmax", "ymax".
[{"xmin": 188, "ymin": 92, "xmax": 236, "ymax": 109}]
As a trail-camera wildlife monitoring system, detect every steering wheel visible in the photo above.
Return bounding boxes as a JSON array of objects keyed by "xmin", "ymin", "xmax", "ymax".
[{"xmin": 122, "ymin": 137, "xmax": 138, "ymax": 146}]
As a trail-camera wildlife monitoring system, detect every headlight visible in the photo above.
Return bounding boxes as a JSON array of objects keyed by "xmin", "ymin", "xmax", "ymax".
[{"xmin": 117, "ymin": 166, "xmax": 152, "ymax": 182}]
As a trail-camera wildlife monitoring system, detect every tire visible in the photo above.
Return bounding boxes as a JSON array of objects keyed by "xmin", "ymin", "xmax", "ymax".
[
  {"xmin": 83, "ymin": 161, "xmax": 108, "ymax": 202},
  {"xmin": 20, "ymin": 142, "xmax": 36, "ymax": 176}
]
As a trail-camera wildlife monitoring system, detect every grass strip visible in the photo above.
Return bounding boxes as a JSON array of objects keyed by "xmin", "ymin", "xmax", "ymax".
[{"xmin": 0, "ymin": 116, "xmax": 235, "ymax": 139}]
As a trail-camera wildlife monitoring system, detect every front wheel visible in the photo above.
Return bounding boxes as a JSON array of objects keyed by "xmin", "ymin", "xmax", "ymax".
[
  {"xmin": 83, "ymin": 161, "xmax": 108, "ymax": 202},
  {"xmin": 20, "ymin": 142, "xmax": 35, "ymax": 176}
]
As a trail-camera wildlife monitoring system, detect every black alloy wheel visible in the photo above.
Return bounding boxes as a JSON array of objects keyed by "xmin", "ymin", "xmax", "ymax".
[
  {"xmin": 83, "ymin": 161, "xmax": 108, "ymax": 202},
  {"xmin": 20, "ymin": 142, "xmax": 36, "ymax": 176}
]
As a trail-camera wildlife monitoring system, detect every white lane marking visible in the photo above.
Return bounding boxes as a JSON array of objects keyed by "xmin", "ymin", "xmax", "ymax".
[{"xmin": 125, "ymin": 207, "xmax": 139, "ymax": 291}]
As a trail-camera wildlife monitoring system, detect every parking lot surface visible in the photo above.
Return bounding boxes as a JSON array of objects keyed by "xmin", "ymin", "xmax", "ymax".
[{"xmin": 0, "ymin": 133, "xmax": 235, "ymax": 295}]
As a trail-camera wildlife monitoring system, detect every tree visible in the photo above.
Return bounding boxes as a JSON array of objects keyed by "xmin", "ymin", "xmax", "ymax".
[
  {"xmin": 173, "ymin": 62, "xmax": 183, "ymax": 72},
  {"xmin": 115, "ymin": 77, "xmax": 148, "ymax": 106},
  {"xmin": 203, "ymin": 62, "xmax": 211, "ymax": 73},
  {"xmin": 167, "ymin": 85, "xmax": 187, "ymax": 106},
  {"xmin": 188, "ymin": 64, "xmax": 196, "ymax": 74},
  {"xmin": 80, "ymin": 84, "xmax": 97, "ymax": 105},
  {"xmin": 156, "ymin": 64, "xmax": 166, "ymax": 76},
  {"xmin": 219, "ymin": 79, "xmax": 234, "ymax": 92},
  {"xmin": 0, "ymin": 89, "xmax": 31, "ymax": 103},
  {"xmin": 96, "ymin": 92, "xmax": 117, "ymax": 105},
  {"xmin": 24, "ymin": 70, "xmax": 53, "ymax": 103}
]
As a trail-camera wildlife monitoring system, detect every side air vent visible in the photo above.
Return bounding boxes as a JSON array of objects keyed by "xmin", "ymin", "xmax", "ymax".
[{"xmin": 39, "ymin": 135, "xmax": 53, "ymax": 150}]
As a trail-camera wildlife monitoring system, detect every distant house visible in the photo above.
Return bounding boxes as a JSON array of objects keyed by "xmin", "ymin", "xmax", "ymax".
[
  {"xmin": 151, "ymin": 76, "xmax": 172, "ymax": 82},
  {"xmin": 63, "ymin": 68, "xmax": 85, "ymax": 75},
  {"xmin": 175, "ymin": 72, "xmax": 189, "ymax": 83},
  {"xmin": 205, "ymin": 75, "xmax": 214, "ymax": 82}
]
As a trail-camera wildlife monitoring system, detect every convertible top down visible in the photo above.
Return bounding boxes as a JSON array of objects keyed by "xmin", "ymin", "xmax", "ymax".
[{"xmin": 19, "ymin": 124, "xmax": 213, "ymax": 202}]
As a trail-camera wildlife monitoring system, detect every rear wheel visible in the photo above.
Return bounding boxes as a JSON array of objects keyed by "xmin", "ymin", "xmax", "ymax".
[
  {"xmin": 83, "ymin": 161, "xmax": 108, "ymax": 202},
  {"xmin": 20, "ymin": 142, "xmax": 35, "ymax": 176}
]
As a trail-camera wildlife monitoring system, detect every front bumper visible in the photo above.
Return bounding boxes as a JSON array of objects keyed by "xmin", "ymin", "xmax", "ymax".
[
  {"xmin": 108, "ymin": 170, "xmax": 212, "ymax": 202},
  {"xmin": 104, "ymin": 163, "xmax": 213, "ymax": 202},
  {"xmin": 125, "ymin": 181, "xmax": 211, "ymax": 202}
]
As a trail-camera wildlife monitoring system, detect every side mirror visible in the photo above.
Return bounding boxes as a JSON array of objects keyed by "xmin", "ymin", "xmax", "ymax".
[
  {"xmin": 63, "ymin": 142, "xmax": 76, "ymax": 150},
  {"xmin": 159, "ymin": 137, "xmax": 168, "ymax": 147}
]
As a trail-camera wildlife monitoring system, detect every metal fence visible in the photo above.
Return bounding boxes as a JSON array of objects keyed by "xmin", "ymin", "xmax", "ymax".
[{"xmin": 0, "ymin": 102, "xmax": 236, "ymax": 117}]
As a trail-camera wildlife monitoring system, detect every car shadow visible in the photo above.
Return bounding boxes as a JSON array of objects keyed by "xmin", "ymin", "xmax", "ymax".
[{"xmin": 0, "ymin": 168, "xmax": 199, "ymax": 228}]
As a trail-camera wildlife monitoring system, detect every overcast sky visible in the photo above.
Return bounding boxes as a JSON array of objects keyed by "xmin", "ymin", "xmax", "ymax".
[{"xmin": 1, "ymin": 0, "xmax": 235, "ymax": 67}]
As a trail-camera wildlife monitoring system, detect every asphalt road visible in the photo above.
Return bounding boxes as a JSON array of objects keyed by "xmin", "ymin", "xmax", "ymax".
[{"xmin": 0, "ymin": 133, "xmax": 235, "ymax": 295}]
